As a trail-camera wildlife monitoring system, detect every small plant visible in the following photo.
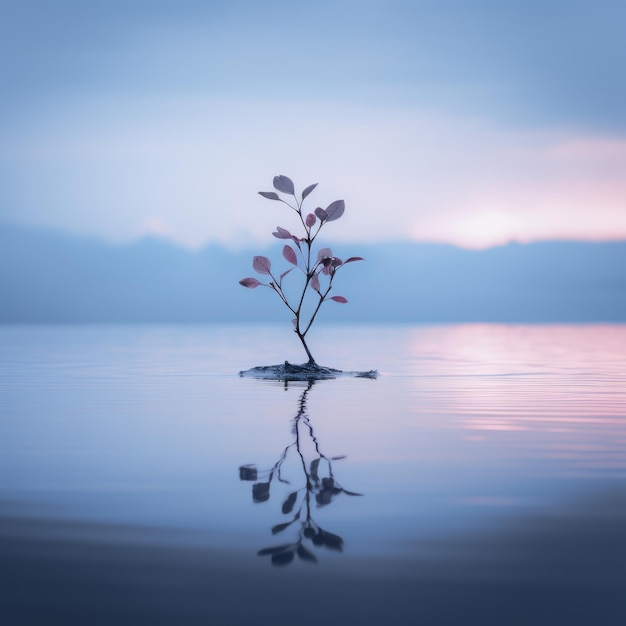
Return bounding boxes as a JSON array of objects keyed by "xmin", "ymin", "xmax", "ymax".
[{"xmin": 239, "ymin": 175, "xmax": 363, "ymax": 366}]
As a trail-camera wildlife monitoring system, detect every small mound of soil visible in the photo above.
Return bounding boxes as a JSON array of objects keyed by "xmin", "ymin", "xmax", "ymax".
[{"xmin": 239, "ymin": 361, "xmax": 378, "ymax": 381}]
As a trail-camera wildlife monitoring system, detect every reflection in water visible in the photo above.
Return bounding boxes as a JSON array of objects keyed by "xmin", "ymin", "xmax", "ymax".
[{"xmin": 239, "ymin": 381, "xmax": 361, "ymax": 565}]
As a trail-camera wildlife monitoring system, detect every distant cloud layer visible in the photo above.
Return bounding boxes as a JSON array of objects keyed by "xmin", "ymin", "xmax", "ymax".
[{"xmin": 1, "ymin": 1, "xmax": 625, "ymax": 249}]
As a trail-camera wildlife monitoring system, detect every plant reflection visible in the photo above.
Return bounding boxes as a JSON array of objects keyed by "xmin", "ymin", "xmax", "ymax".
[{"xmin": 239, "ymin": 380, "xmax": 361, "ymax": 566}]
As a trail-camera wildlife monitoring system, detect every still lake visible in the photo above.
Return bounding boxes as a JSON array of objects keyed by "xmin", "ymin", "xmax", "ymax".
[{"xmin": 1, "ymin": 323, "xmax": 625, "ymax": 625}]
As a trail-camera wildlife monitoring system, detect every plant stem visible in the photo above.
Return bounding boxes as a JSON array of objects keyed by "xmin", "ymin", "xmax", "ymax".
[{"xmin": 296, "ymin": 330, "xmax": 316, "ymax": 365}]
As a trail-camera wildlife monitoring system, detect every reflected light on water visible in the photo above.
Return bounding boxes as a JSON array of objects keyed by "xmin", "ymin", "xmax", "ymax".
[{"xmin": 397, "ymin": 325, "xmax": 626, "ymax": 472}]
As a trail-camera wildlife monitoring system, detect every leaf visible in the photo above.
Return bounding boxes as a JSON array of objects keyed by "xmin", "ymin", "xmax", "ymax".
[
  {"xmin": 279, "ymin": 268, "xmax": 293, "ymax": 281},
  {"xmin": 239, "ymin": 464, "xmax": 257, "ymax": 480},
  {"xmin": 297, "ymin": 544, "xmax": 318, "ymax": 563},
  {"xmin": 325, "ymin": 199, "xmax": 345, "ymax": 222},
  {"xmin": 311, "ymin": 532, "xmax": 324, "ymax": 546},
  {"xmin": 271, "ymin": 521, "xmax": 292, "ymax": 535},
  {"xmin": 239, "ymin": 278, "xmax": 261, "ymax": 288},
  {"xmin": 344, "ymin": 256, "xmax": 364, "ymax": 263},
  {"xmin": 310, "ymin": 458, "xmax": 320, "ymax": 483},
  {"xmin": 331, "ymin": 455, "xmax": 347, "ymax": 460},
  {"xmin": 282, "ymin": 491, "xmax": 298, "ymax": 514},
  {"xmin": 273, "ymin": 175, "xmax": 295, "ymax": 195},
  {"xmin": 330, "ymin": 296, "xmax": 348, "ymax": 303},
  {"xmin": 302, "ymin": 183, "xmax": 318, "ymax": 201},
  {"xmin": 314, "ymin": 207, "xmax": 328, "ymax": 222},
  {"xmin": 310, "ymin": 274, "xmax": 320, "ymax": 293},
  {"xmin": 259, "ymin": 191, "xmax": 280, "ymax": 200},
  {"xmin": 322, "ymin": 530, "xmax": 344, "ymax": 551},
  {"xmin": 283, "ymin": 245, "xmax": 298, "ymax": 266},
  {"xmin": 258, "ymin": 543, "xmax": 293, "ymax": 556},
  {"xmin": 321, "ymin": 477, "xmax": 335, "ymax": 490},
  {"xmin": 272, "ymin": 226, "xmax": 292, "ymax": 239},
  {"xmin": 252, "ymin": 482, "xmax": 270, "ymax": 503},
  {"xmin": 305, "ymin": 212, "xmax": 316, "ymax": 228},
  {"xmin": 316, "ymin": 489, "xmax": 332, "ymax": 506},
  {"xmin": 271, "ymin": 551, "xmax": 295, "ymax": 566},
  {"xmin": 253, "ymin": 256, "xmax": 272, "ymax": 275},
  {"xmin": 317, "ymin": 247, "xmax": 332, "ymax": 262}
]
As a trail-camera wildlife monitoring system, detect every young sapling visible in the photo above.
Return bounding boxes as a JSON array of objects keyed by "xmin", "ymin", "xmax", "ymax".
[{"xmin": 239, "ymin": 175, "xmax": 365, "ymax": 373}]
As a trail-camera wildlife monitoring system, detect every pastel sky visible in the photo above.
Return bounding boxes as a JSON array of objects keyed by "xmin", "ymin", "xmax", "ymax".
[{"xmin": 1, "ymin": 0, "xmax": 625, "ymax": 249}]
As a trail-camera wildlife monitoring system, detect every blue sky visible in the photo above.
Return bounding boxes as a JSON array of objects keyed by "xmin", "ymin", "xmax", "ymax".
[{"xmin": 1, "ymin": 0, "xmax": 625, "ymax": 249}]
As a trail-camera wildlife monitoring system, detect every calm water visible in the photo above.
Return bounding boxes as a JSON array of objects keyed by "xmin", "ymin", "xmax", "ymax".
[{"xmin": 1, "ymin": 324, "xmax": 625, "ymax": 625}]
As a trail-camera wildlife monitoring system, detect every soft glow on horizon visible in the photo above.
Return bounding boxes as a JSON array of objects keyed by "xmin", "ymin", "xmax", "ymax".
[{"xmin": 4, "ymin": 99, "xmax": 626, "ymax": 251}]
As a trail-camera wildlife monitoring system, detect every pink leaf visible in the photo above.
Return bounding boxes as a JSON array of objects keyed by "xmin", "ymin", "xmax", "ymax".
[
  {"xmin": 253, "ymin": 256, "xmax": 272, "ymax": 275},
  {"xmin": 302, "ymin": 183, "xmax": 318, "ymax": 201},
  {"xmin": 272, "ymin": 226, "xmax": 292, "ymax": 239},
  {"xmin": 330, "ymin": 296, "xmax": 348, "ymax": 303},
  {"xmin": 279, "ymin": 268, "xmax": 293, "ymax": 281},
  {"xmin": 259, "ymin": 191, "xmax": 280, "ymax": 200},
  {"xmin": 317, "ymin": 247, "xmax": 332, "ymax": 262},
  {"xmin": 325, "ymin": 199, "xmax": 345, "ymax": 222},
  {"xmin": 344, "ymin": 256, "xmax": 364, "ymax": 263},
  {"xmin": 239, "ymin": 278, "xmax": 261, "ymax": 288},
  {"xmin": 314, "ymin": 207, "xmax": 328, "ymax": 222},
  {"xmin": 305, "ymin": 213, "xmax": 316, "ymax": 228},
  {"xmin": 273, "ymin": 175, "xmax": 295, "ymax": 195},
  {"xmin": 283, "ymin": 245, "xmax": 298, "ymax": 265},
  {"xmin": 310, "ymin": 275, "xmax": 321, "ymax": 292},
  {"xmin": 331, "ymin": 257, "xmax": 343, "ymax": 268}
]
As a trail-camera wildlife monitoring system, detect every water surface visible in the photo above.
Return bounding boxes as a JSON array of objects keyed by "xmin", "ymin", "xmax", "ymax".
[{"xmin": 1, "ymin": 324, "xmax": 625, "ymax": 625}]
